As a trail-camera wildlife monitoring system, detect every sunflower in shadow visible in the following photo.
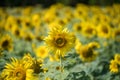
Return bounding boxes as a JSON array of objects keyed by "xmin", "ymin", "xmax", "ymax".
[
  {"xmin": 76, "ymin": 42, "xmax": 99, "ymax": 62},
  {"xmin": 0, "ymin": 34, "xmax": 13, "ymax": 51}
]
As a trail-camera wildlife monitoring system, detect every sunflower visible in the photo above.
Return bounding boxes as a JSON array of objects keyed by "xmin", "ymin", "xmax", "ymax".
[
  {"xmin": 109, "ymin": 60, "xmax": 119, "ymax": 73},
  {"xmin": 0, "ymin": 34, "xmax": 13, "ymax": 51},
  {"xmin": 31, "ymin": 59, "xmax": 43, "ymax": 74},
  {"xmin": 76, "ymin": 42, "xmax": 98, "ymax": 62},
  {"xmin": 35, "ymin": 46, "xmax": 48, "ymax": 59},
  {"xmin": 21, "ymin": 31, "xmax": 35, "ymax": 41},
  {"xmin": 11, "ymin": 25, "xmax": 22, "ymax": 38},
  {"xmin": 114, "ymin": 54, "xmax": 120, "ymax": 65},
  {"xmin": 21, "ymin": 17, "xmax": 33, "ymax": 30},
  {"xmin": 112, "ymin": 28, "xmax": 120, "ymax": 41},
  {"xmin": 31, "ymin": 13, "xmax": 41, "ymax": 27},
  {"xmin": 82, "ymin": 22, "xmax": 96, "ymax": 38},
  {"xmin": 1, "ymin": 58, "xmax": 32, "ymax": 80},
  {"xmin": 4, "ymin": 15, "xmax": 17, "ymax": 31},
  {"xmin": 73, "ymin": 22, "xmax": 84, "ymax": 33},
  {"xmin": 96, "ymin": 23, "xmax": 111, "ymax": 39},
  {"xmin": 44, "ymin": 26, "xmax": 75, "ymax": 56}
]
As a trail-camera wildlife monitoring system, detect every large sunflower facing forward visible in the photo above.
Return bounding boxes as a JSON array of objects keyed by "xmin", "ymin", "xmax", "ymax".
[{"xmin": 44, "ymin": 26, "xmax": 75, "ymax": 56}]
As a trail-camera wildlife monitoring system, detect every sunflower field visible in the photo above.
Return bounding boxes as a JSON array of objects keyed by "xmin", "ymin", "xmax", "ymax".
[{"xmin": 0, "ymin": 3, "xmax": 120, "ymax": 80}]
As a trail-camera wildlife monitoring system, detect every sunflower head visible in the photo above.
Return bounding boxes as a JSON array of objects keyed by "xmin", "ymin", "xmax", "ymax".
[
  {"xmin": 45, "ymin": 26, "xmax": 75, "ymax": 56},
  {"xmin": 0, "ymin": 34, "xmax": 13, "ymax": 51},
  {"xmin": 1, "ymin": 57, "xmax": 31, "ymax": 80},
  {"xmin": 109, "ymin": 60, "xmax": 119, "ymax": 73},
  {"xmin": 114, "ymin": 54, "xmax": 120, "ymax": 65},
  {"xmin": 97, "ymin": 23, "xmax": 111, "ymax": 39},
  {"xmin": 77, "ymin": 43, "xmax": 98, "ymax": 62},
  {"xmin": 112, "ymin": 28, "xmax": 120, "ymax": 41},
  {"xmin": 35, "ymin": 46, "xmax": 48, "ymax": 59}
]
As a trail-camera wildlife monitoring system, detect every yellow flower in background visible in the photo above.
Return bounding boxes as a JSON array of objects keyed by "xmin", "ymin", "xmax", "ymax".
[
  {"xmin": 35, "ymin": 46, "xmax": 48, "ymax": 59},
  {"xmin": 97, "ymin": 23, "xmax": 111, "ymax": 39},
  {"xmin": 74, "ymin": 4, "xmax": 88, "ymax": 20},
  {"xmin": 80, "ymin": 45, "xmax": 98, "ymax": 62},
  {"xmin": 45, "ymin": 26, "xmax": 75, "ymax": 56},
  {"xmin": 98, "ymin": 14, "xmax": 111, "ymax": 24},
  {"xmin": 31, "ymin": 13, "xmax": 41, "ymax": 27},
  {"xmin": 22, "ymin": 6, "xmax": 33, "ymax": 16},
  {"xmin": 73, "ymin": 22, "xmax": 84, "ymax": 33},
  {"xmin": 11, "ymin": 24, "xmax": 22, "ymax": 38},
  {"xmin": 109, "ymin": 60, "xmax": 119, "ymax": 73},
  {"xmin": 0, "ymin": 34, "xmax": 13, "ymax": 51},
  {"xmin": 82, "ymin": 22, "xmax": 96, "ymax": 38},
  {"xmin": 1, "ymin": 58, "xmax": 31, "ymax": 80},
  {"xmin": 55, "ymin": 18, "xmax": 68, "ymax": 27},
  {"xmin": 21, "ymin": 17, "xmax": 33, "ymax": 30},
  {"xmin": 114, "ymin": 54, "xmax": 120, "ymax": 65},
  {"xmin": 42, "ymin": 9, "xmax": 57, "ymax": 24},
  {"xmin": 4, "ymin": 15, "xmax": 17, "ymax": 31},
  {"xmin": 112, "ymin": 28, "xmax": 120, "ymax": 41},
  {"xmin": 21, "ymin": 30, "xmax": 35, "ymax": 41},
  {"xmin": 76, "ymin": 42, "xmax": 99, "ymax": 62}
]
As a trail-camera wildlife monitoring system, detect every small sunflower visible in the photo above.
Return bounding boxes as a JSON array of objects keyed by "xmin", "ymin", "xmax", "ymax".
[
  {"xmin": 114, "ymin": 54, "xmax": 120, "ymax": 65},
  {"xmin": 112, "ymin": 28, "xmax": 120, "ymax": 41},
  {"xmin": 76, "ymin": 42, "xmax": 99, "ymax": 62},
  {"xmin": 31, "ymin": 13, "xmax": 41, "ymax": 27},
  {"xmin": 11, "ymin": 25, "xmax": 22, "ymax": 38},
  {"xmin": 21, "ymin": 31, "xmax": 35, "ymax": 42},
  {"xmin": 97, "ymin": 23, "xmax": 111, "ymax": 39},
  {"xmin": 35, "ymin": 46, "xmax": 48, "ymax": 59},
  {"xmin": 109, "ymin": 60, "xmax": 119, "ymax": 73},
  {"xmin": 82, "ymin": 22, "xmax": 96, "ymax": 38},
  {"xmin": 0, "ymin": 34, "xmax": 13, "ymax": 51},
  {"xmin": 73, "ymin": 22, "xmax": 83, "ymax": 33},
  {"xmin": 44, "ymin": 26, "xmax": 75, "ymax": 56}
]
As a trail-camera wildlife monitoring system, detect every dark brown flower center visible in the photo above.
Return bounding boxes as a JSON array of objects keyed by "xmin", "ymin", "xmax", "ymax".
[
  {"xmin": 14, "ymin": 69, "xmax": 26, "ymax": 80},
  {"xmin": 83, "ymin": 48, "xmax": 93, "ymax": 58},
  {"xmin": 102, "ymin": 26, "xmax": 108, "ymax": 34},
  {"xmin": 77, "ymin": 25, "xmax": 81, "ymax": 31},
  {"xmin": 85, "ymin": 28, "xmax": 93, "ymax": 34},
  {"xmin": 15, "ymin": 30, "xmax": 20, "ymax": 36},
  {"xmin": 55, "ymin": 37, "xmax": 66, "ymax": 48},
  {"xmin": 115, "ymin": 31, "xmax": 120, "ymax": 36},
  {"xmin": 2, "ymin": 40, "xmax": 9, "ymax": 48}
]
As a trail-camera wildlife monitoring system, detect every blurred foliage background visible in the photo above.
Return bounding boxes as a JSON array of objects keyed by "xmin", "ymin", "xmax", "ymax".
[{"xmin": 0, "ymin": 0, "xmax": 120, "ymax": 7}]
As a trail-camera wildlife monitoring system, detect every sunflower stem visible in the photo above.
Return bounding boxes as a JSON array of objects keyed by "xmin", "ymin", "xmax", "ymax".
[{"xmin": 59, "ymin": 50, "xmax": 63, "ymax": 80}]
